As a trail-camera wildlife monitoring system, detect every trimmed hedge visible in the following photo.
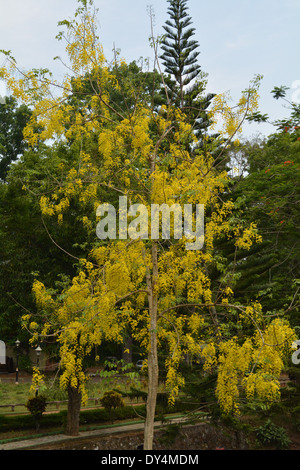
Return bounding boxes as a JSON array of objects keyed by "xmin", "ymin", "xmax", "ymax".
[
  {"xmin": 79, "ymin": 404, "xmax": 146, "ymax": 426},
  {"xmin": 0, "ymin": 404, "xmax": 147, "ymax": 433},
  {"xmin": 0, "ymin": 412, "xmax": 65, "ymax": 432}
]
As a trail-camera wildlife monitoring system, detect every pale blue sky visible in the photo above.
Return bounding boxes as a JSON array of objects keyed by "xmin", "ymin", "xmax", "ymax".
[{"xmin": 0, "ymin": 0, "xmax": 299, "ymax": 138}]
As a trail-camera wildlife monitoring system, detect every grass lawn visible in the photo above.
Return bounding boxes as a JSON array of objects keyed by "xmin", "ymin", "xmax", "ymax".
[
  {"xmin": 0, "ymin": 382, "xmax": 31, "ymax": 413},
  {"xmin": 0, "ymin": 374, "xmax": 147, "ymax": 415}
]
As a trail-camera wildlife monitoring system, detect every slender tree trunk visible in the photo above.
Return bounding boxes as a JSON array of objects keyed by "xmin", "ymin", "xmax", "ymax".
[
  {"xmin": 66, "ymin": 385, "xmax": 82, "ymax": 436},
  {"xmin": 144, "ymin": 242, "xmax": 159, "ymax": 450}
]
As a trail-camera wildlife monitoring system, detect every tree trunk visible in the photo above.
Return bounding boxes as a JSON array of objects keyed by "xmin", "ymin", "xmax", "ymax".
[
  {"xmin": 144, "ymin": 242, "xmax": 158, "ymax": 450},
  {"xmin": 65, "ymin": 385, "xmax": 82, "ymax": 436},
  {"xmin": 144, "ymin": 314, "xmax": 158, "ymax": 450}
]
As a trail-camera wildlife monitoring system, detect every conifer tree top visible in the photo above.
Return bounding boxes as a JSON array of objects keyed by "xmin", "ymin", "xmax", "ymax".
[{"xmin": 160, "ymin": 0, "xmax": 201, "ymax": 88}]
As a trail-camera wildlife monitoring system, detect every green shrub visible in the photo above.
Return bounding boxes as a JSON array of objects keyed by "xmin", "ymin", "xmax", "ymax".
[
  {"xmin": 256, "ymin": 419, "xmax": 291, "ymax": 450},
  {"xmin": 157, "ymin": 423, "xmax": 181, "ymax": 446},
  {"xmin": 100, "ymin": 391, "xmax": 125, "ymax": 411},
  {"xmin": 100, "ymin": 390, "xmax": 125, "ymax": 423},
  {"xmin": 25, "ymin": 395, "xmax": 47, "ymax": 417},
  {"xmin": 25, "ymin": 395, "xmax": 48, "ymax": 431}
]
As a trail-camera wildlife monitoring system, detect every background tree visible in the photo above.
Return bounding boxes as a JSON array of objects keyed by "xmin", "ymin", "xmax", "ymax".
[
  {"xmin": 0, "ymin": 141, "xmax": 102, "ymax": 344},
  {"xmin": 0, "ymin": 96, "xmax": 31, "ymax": 181},
  {"xmin": 219, "ymin": 86, "xmax": 300, "ymax": 321}
]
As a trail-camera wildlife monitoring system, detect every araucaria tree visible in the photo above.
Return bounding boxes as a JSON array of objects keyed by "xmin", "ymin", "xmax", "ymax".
[
  {"xmin": 0, "ymin": 0, "xmax": 296, "ymax": 450},
  {"xmin": 160, "ymin": 0, "xmax": 214, "ymax": 140}
]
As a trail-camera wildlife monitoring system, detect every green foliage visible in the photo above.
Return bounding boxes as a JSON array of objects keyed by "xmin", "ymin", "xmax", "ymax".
[
  {"xmin": 255, "ymin": 419, "xmax": 291, "ymax": 450},
  {"xmin": 0, "ymin": 96, "xmax": 32, "ymax": 181},
  {"xmin": 0, "ymin": 142, "xmax": 100, "ymax": 340},
  {"xmin": 25, "ymin": 395, "xmax": 47, "ymax": 417},
  {"xmin": 237, "ymin": 155, "xmax": 298, "ymax": 316},
  {"xmin": 100, "ymin": 390, "xmax": 125, "ymax": 411},
  {"xmin": 157, "ymin": 423, "xmax": 181, "ymax": 446},
  {"xmin": 44, "ymin": 383, "xmax": 68, "ymax": 402},
  {"xmin": 219, "ymin": 105, "xmax": 300, "ymax": 322},
  {"xmin": 181, "ymin": 364, "xmax": 217, "ymax": 405},
  {"xmin": 0, "ymin": 412, "xmax": 60, "ymax": 434},
  {"xmin": 126, "ymin": 386, "xmax": 148, "ymax": 402}
]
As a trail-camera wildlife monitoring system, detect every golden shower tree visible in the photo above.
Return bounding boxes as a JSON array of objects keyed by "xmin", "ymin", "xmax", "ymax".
[{"xmin": 1, "ymin": 0, "xmax": 296, "ymax": 448}]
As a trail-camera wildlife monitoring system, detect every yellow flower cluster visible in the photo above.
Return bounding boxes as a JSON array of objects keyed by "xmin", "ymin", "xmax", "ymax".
[
  {"xmin": 235, "ymin": 223, "xmax": 262, "ymax": 250},
  {"xmin": 204, "ymin": 318, "xmax": 296, "ymax": 415},
  {"xmin": 29, "ymin": 367, "xmax": 46, "ymax": 397},
  {"xmin": 209, "ymin": 75, "xmax": 261, "ymax": 139}
]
